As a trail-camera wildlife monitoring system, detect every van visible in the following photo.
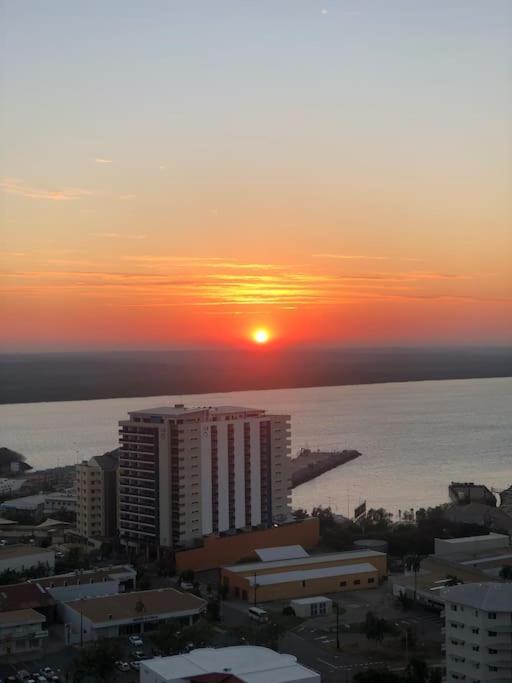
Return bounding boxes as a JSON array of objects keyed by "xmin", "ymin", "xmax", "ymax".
[{"xmin": 248, "ymin": 606, "xmax": 269, "ymax": 623}]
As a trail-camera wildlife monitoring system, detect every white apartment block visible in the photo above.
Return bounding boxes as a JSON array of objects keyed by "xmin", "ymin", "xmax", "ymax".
[
  {"xmin": 118, "ymin": 405, "xmax": 292, "ymax": 550},
  {"xmin": 442, "ymin": 582, "xmax": 512, "ymax": 683}
]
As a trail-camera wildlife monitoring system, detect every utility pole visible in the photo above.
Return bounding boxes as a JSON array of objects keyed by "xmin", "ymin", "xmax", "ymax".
[
  {"xmin": 80, "ymin": 598, "xmax": 84, "ymax": 647},
  {"xmin": 334, "ymin": 601, "xmax": 341, "ymax": 650}
]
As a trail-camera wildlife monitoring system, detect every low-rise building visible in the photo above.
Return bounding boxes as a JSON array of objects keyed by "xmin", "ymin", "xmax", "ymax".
[
  {"xmin": 221, "ymin": 548, "xmax": 387, "ymax": 602},
  {"xmin": 61, "ymin": 587, "xmax": 206, "ymax": 644},
  {"xmin": 442, "ymin": 582, "xmax": 512, "ymax": 682},
  {"xmin": 44, "ymin": 492, "xmax": 77, "ymax": 515},
  {"xmin": 390, "ymin": 556, "xmax": 504, "ymax": 610},
  {"xmin": 0, "ymin": 545, "xmax": 55, "ymax": 575},
  {"xmin": 0, "ymin": 494, "xmax": 46, "ymax": 519},
  {"xmin": 140, "ymin": 646, "xmax": 320, "ymax": 683},
  {"xmin": 290, "ymin": 596, "xmax": 333, "ymax": 618},
  {"xmin": 0, "ymin": 608, "xmax": 48, "ymax": 656},
  {"xmin": 434, "ymin": 533, "xmax": 510, "ymax": 561},
  {"xmin": 0, "ymin": 582, "xmax": 57, "ymax": 623},
  {"xmin": 34, "ymin": 565, "xmax": 136, "ymax": 606}
]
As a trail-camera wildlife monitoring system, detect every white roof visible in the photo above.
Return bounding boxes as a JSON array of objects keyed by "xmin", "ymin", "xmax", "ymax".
[
  {"xmin": 290, "ymin": 596, "xmax": 332, "ymax": 605},
  {"xmin": 255, "ymin": 546, "xmax": 308, "ymax": 562},
  {"xmin": 140, "ymin": 646, "xmax": 319, "ymax": 683},
  {"xmin": 438, "ymin": 533, "xmax": 508, "ymax": 545},
  {"xmin": 225, "ymin": 549, "xmax": 384, "ymax": 574},
  {"xmin": 442, "ymin": 582, "xmax": 512, "ymax": 612},
  {"xmin": 130, "ymin": 405, "xmax": 266, "ymax": 417},
  {"xmin": 248, "ymin": 562, "xmax": 377, "ymax": 586}
]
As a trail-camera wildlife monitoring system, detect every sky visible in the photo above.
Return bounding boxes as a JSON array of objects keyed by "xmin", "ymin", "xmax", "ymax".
[{"xmin": 1, "ymin": 0, "xmax": 511, "ymax": 350}]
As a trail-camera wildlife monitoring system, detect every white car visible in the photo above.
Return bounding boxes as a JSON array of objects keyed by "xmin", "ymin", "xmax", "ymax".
[
  {"xmin": 115, "ymin": 662, "xmax": 130, "ymax": 672},
  {"xmin": 128, "ymin": 635, "xmax": 143, "ymax": 647}
]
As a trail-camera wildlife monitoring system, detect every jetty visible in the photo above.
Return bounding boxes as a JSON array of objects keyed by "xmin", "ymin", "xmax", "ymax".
[{"xmin": 290, "ymin": 448, "xmax": 361, "ymax": 488}]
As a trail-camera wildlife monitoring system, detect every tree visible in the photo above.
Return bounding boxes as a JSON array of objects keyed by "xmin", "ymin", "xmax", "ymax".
[
  {"xmin": 405, "ymin": 658, "xmax": 429, "ymax": 683},
  {"xmin": 292, "ymin": 508, "xmax": 309, "ymax": 521},
  {"xmin": 405, "ymin": 555, "xmax": 422, "ymax": 602},
  {"xmin": 397, "ymin": 591, "xmax": 411, "ymax": 611},
  {"xmin": 150, "ymin": 622, "xmax": 180, "ymax": 654},
  {"xmin": 73, "ymin": 640, "xmax": 122, "ymax": 682},
  {"xmin": 354, "ymin": 670, "xmax": 402, "ymax": 683},
  {"xmin": 499, "ymin": 565, "xmax": 512, "ymax": 580},
  {"xmin": 363, "ymin": 611, "xmax": 388, "ymax": 643},
  {"xmin": 311, "ymin": 506, "xmax": 335, "ymax": 532}
]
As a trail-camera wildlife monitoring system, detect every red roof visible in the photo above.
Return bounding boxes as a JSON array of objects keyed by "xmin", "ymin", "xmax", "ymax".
[{"xmin": 0, "ymin": 582, "xmax": 55, "ymax": 612}]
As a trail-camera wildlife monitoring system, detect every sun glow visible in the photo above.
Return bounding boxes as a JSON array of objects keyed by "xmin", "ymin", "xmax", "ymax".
[{"xmin": 252, "ymin": 328, "xmax": 270, "ymax": 344}]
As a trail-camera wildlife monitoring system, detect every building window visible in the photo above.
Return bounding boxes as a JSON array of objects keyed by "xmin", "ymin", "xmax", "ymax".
[
  {"xmin": 354, "ymin": 579, "xmax": 360, "ymax": 585},
  {"xmin": 488, "ymin": 631, "xmax": 497, "ymax": 637},
  {"xmin": 472, "ymin": 645, "xmax": 479, "ymax": 652},
  {"xmin": 488, "ymin": 612, "xmax": 496, "ymax": 620},
  {"xmin": 339, "ymin": 581, "xmax": 347, "ymax": 587},
  {"xmin": 472, "ymin": 627, "xmax": 479, "ymax": 634},
  {"xmin": 302, "ymin": 580, "xmax": 306, "ymax": 587},
  {"xmin": 368, "ymin": 578, "xmax": 375, "ymax": 584},
  {"xmin": 488, "ymin": 648, "xmax": 497, "ymax": 654}
]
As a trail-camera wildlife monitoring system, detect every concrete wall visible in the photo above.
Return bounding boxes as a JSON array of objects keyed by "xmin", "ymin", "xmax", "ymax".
[{"xmin": 175, "ymin": 518, "xmax": 320, "ymax": 572}]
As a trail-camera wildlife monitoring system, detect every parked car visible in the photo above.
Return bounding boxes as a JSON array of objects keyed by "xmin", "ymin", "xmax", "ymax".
[
  {"xmin": 128, "ymin": 634, "xmax": 143, "ymax": 647},
  {"xmin": 129, "ymin": 662, "xmax": 140, "ymax": 671},
  {"xmin": 115, "ymin": 661, "xmax": 130, "ymax": 672},
  {"xmin": 133, "ymin": 650, "xmax": 145, "ymax": 660},
  {"xmin": 180, "ymin": 581, "xmax": 194, "ymax": 591},
  {"xmin": 16, "ymin": 672, "xmax": 32, "ymax": 682},
  {"xmin": 40, "ymin": 671, "xmax": 53, "ymax": 678}
]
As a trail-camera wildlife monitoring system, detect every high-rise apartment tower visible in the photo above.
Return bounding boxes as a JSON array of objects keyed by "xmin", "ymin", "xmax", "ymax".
[
  {"xmin": 76, "ymin": 451, "xmax": 119, "ymax": 539},
  {"xmin": 118, "ymin": 405, "xmax": 291, "ymax": 551}
]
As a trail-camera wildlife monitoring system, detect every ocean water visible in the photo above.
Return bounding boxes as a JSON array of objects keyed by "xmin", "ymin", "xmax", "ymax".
[{"xmin": 0, "ymin": 377, "xmax": 511, "ymax": 516}]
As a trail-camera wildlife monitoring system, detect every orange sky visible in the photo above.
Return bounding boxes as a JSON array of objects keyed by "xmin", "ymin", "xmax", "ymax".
[{"xmin": 1, "ymin": 2, "xmax": 511, "ymax": 349}]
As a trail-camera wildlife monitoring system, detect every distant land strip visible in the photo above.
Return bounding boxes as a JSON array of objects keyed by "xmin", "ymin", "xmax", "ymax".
[{"xmin": 0, "ymin": 347, "xmax": 511, "ymax": 405}]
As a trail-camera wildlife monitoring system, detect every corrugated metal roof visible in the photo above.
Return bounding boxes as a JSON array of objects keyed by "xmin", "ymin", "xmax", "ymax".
[
  {"xmin": 247, "ymin": 562, "xmax": 378, "ymax": 586},
  {"xmin": 224, "ymin": 549, "xmax": 385, "ymax": 573},
  {"xmin": 255, "ymin": 546, "xmax": 308, "ymax": 562}
]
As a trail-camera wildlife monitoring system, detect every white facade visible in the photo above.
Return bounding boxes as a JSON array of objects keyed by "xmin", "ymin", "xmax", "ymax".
[
  {"xmin": 442, "ymin": 582, "xmax": 512, "ymax": 683},
  {"xmin": 140, "ymin": 646, "xmax": 320, "ymax": 683},
  {"xmin": 291, "ymin": 596, "xmax": 333, "ymax": 618},
  {"xmin": 44, "ymin": 492, "xmax": 77, "ymax": 514},
  {"xmin": 118, "ymin": 405, "xmax": 292, "ymax": 549},
  {"xmin": 0, "ymin": 545, "xmax": 55, "ymax": 574}
]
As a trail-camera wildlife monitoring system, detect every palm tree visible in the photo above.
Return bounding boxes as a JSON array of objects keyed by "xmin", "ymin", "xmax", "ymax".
[{"xmin": 405, "ymin": 555, "xmax": 422, "ymax": 602}]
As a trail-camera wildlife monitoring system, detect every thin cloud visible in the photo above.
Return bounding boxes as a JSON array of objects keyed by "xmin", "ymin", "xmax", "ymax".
[
  {"xmin": 313, "ymin": 253, "xmax": 388, "ymax": 261},
  {"xmin": 118, "ymin": 194, "xmax": 136, "ymax": 201},
  {"xmin": 1, "ymin": 178, "xmax": 93, "ymax": 201},
  {"xmin": 89, "ymin": 232, "xmax": 146, "ymax": 240},
  {"xmin": 93, "ymin": 158, "xmax": 113, "ymax": 164}
]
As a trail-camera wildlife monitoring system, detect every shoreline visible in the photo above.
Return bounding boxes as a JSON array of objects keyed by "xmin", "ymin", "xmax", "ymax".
[{"xmin": 1, "ymin": 374, "xmax": 510, "ymax": 408}]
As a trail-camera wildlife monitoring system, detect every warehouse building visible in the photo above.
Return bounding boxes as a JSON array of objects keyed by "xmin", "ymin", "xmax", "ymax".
[
  {"xmin": 140, "ymin": 646, "xmax": 320, "ymax": 683},
  {"xmin": 221, "ymin": 547, "xmax": 387, "ymax": 602},
  {"xmin": 0, "ymin": 545, "xmax": 55, "ymax": 575},
  {"xmin": 61, "ymin": 587, "xmax": 205, "ymax": 644}
]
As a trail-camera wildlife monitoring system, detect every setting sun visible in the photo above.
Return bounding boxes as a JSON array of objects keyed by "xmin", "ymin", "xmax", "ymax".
[{"xmin": 252, "ymin": 328, "xmax": 270, "ymax": 345}]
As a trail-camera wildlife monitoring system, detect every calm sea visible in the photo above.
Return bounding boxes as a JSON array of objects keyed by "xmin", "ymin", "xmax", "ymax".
[{"xmin": 1, "ymin": 377, "xmax": 511, "ymax": 516}]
